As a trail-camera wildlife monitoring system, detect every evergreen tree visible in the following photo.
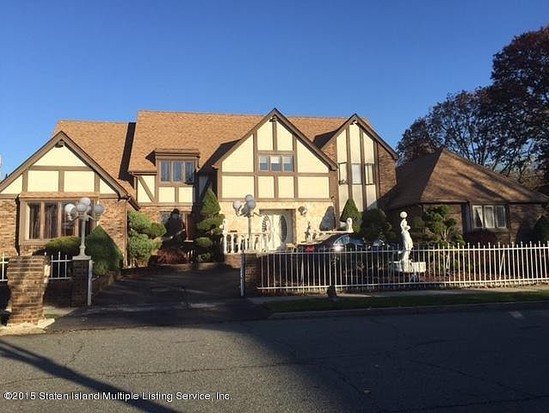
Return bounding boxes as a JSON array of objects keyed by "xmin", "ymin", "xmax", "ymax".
[
  {"xmin": 339, "ymin": 199, "xmax": 361, "ymax": 233},
  {"xmin": 421, "ymin": 205, "xmax": 462, "ymax": 244},
  {"xmin": 195, "ymin": 188, "xmax": 225, "ymax": 262},
  {"xmin": 360, "ymin": 208, "xmax": 394, "ymax": 243}
]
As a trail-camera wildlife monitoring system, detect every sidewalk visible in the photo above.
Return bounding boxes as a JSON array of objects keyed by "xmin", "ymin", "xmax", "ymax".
[{"xmin": 3, "ymin": 274, "xmax": 549, "ymax": 335}]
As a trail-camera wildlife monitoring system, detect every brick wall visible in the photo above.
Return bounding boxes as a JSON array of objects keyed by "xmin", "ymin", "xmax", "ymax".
[
  {"xmin": 7, "ymin": 255, "xmax": 48, "ymax": 325},
  {"xmin": 510, "ymin": 204, "xmax": 546, "ymax": 243},
  {"xmin": 377, "ymin": 143, "xmax": 397, "ymax": 200},
  {"xmin": 0, "ymin": 199, "xmax": 18, "ymax": 256},
  {"xmin": 98, "ymin": 199, "xmax": 130, "ymax": 261}
]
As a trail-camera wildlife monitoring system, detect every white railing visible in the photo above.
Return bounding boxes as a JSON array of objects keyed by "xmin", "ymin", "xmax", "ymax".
[
  {"xmin": 223, "ymin": 232, "xmax": 270, "ymax": 254},
  {"xmin": 222, "ymin": 218, "xmax": 354, "ymax": 254},
  {"xmin": 0, "ymin": 253, "xmax": 7, "ymax": 282},
  {"xmin": 47, "ymin": 252, "xmax": 72, "ymax": 280},
  {"xmin": 252, "ymin": 242, "xmax": 549, "ymax": 293},
  {"xmin": 0, "ymin": 252, "xmax": 72, "ymax": 281}
]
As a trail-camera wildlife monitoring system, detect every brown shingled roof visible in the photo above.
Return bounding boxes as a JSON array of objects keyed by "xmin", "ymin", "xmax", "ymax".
[
  {"xmin": 388, "ymin": 149, "xmax": 549, "ymax": 209},
  {"xmin": 54, "ymin": 121, "xmax": 135, "ymax": 196},
  {"xmin": 128, "ymin": 110, "xmax": 348, "ymax": 173}
]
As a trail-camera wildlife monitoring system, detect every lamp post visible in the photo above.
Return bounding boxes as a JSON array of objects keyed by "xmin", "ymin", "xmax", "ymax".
[
  {"xmin": 64, "ymin": 197, "xmax": 105, "ymax": 260},
  {"xmin": 233, "ymin": 194, "xmax": 256, "ymax": 250}
]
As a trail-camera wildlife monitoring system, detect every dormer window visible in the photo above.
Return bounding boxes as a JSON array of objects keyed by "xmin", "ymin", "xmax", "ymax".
[
  {"xmin": 159, "ymin": 160, "xmax": 196, "ymax": 184},
  {"xmin": 155, "ymin": 148, "xmax": 200, "ymax": 186}
]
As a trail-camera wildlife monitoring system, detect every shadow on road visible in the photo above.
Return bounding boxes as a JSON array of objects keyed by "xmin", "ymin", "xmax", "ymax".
[{"xmin": 0, "ymin": 341, "xmax": 178, "ymax": 412}]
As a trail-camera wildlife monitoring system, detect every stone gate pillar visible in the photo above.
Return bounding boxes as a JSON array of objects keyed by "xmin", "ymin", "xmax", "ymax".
[
  {"xmin": 6, "ymin": 255, "xmax": 49, "ymax": 325},
  {"xmin": 242, "ymin": 253, "xmax": 259, "ymax": 297},
  {"xmin": 71, "ymin": 258, "xmax": 91, "ymax": 307}
]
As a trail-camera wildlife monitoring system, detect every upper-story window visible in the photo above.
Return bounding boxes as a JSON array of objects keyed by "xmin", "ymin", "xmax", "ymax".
[
  {"xmin": 351, "ymin": 164, "xmax": 362, "ymax": 185},
  {"xmin": 364, "ymin": 163, "xmax": 375, "ymax": 185},
  {"xmin": 159, "ymin": 160, "xmax": 196, "ymax": 184},
  {"xmin": 259, "ymin": 154, "xmax": 294, "ymax": 172}
]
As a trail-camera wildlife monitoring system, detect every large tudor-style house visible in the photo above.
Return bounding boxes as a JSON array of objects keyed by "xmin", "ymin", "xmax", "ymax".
[
  {"xmin": 0, "ymin": 108, "xmax": 547, "ymax": 264},
  {"xmin": 0, "ymin": 109, "xmax": 398, "ymax": 260}
]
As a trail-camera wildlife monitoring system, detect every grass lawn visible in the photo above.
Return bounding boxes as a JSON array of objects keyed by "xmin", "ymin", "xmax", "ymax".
[{"xmin": 264, "ymin": 290, "xmax": 549, "ymax": 313}]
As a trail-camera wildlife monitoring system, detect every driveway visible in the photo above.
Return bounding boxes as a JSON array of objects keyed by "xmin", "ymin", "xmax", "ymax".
[{"xmin": 48, "ymin": 266, "xmax": 270, "ymax": 332}]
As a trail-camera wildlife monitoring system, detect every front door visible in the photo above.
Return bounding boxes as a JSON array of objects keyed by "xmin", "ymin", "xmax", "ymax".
[{"xmin": 260, "ymin": 210, "xmax": 293, "ymax": 251}]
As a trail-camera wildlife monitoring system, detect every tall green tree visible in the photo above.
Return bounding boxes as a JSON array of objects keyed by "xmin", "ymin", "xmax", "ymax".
[
  {"xmin": 489, "ymin": 25, "xmax": 549, "ymax": 190},
  {"xmin": 397, "ymin": 25, "xmax": 549, "ymax": 190},
  {"xmin": 397, "ymin": 89, "xmax": 513, "ymax": 173}
]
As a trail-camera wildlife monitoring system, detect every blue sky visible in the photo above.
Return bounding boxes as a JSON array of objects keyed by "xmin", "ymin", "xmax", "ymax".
[{"xmin": 1, "ymin": 0, "xmax": 548, "ymax": 176}]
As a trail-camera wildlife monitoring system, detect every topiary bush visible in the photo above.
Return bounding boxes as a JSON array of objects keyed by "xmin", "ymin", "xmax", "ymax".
[
  {"xmin": 339, "ymin": 199, "xmax": 361, "ymax": 233},
  {"xmin": 127, "ymin": 210, "xmax": 163, "ymax": 267},
  {"xmin": 195, "ymin": 188, "xmax": 225, "ymax": 262},
  {"xmin": 85, "ymin": 225, "xmax": 123, "ymax": 276},
  {"xmin": 45, "ymin": 236, "xmax": 80, "ymax": 256},
  {"xmin": 148, "ymin": 222, "xmax": 167, "ymax": 239}
]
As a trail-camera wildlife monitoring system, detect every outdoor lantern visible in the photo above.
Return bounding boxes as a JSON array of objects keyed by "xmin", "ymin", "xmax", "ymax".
[{"xmin": 65, "ymin": 197, "xmax": 106, "ymax": 259}]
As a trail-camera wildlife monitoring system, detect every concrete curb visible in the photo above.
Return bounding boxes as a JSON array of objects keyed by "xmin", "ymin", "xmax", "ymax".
[
  {"xmin": 0, "ymin": 318, "xmax": 55, "ymax": 336},
  {"xmin": 267, "ymin": 300, "xmax": 549, "ymax": 320}
]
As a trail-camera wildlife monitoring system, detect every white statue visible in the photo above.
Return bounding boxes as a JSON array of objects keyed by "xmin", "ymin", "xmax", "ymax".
[
  {"xmin": 305, "ymin": 221, "xmax": 312, "ymax": 241},
  {"xmin": 400, "ymin": 211, "xmax": 413, "ymax": 271},
  {"xmin": 346, "ymin": 217, "xmax": 353, "ymax": 233}
]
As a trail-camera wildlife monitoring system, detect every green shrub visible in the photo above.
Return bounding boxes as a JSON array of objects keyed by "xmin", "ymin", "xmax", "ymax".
[
  {"xmin": 85, "ymin": 225, "xmax": 123, "ymax": 276},
  {"xmin": 532, "ymin": 216, "xmax": 549, "ymax": 243},
  {"xmin": 148, "ymin": 222, "xmax": 167, "ymax": 239},
  {"xmin": 45, "ymin": 236, "xmax": 80, "ymax": 256},
  {"xmin": 194, "ymin": 188, "xmax": 225, "ymax": 262},
  {"xmin": 421, "ymin": 205, "xmax": 462, "ymax": 244},
  {"xmin": 127, "ymin": 210, "xmax": 164, "ymax": 267},
  {"xmin": 128, "ymin": 232, "xmax": 157, "ymax": 267},
  {"xmin": 360, "ymin": 208, "xmax": 394, "ymax": 243},
  {"xmin": 195, "ymin": 237, "xmax": 213, "ymax": 249},
  {"xmin": 128, "ymin": 210, "xmax": 153, "ymax": 233}
]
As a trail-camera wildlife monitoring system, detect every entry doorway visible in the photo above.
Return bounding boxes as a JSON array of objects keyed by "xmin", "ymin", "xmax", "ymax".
[{"xmin": 260, "ymin": 210, "xmax": 294, "ymax": 251}]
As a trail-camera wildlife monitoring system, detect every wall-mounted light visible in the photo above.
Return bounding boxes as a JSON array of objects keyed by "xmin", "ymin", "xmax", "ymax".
[{"xmin": 298, "ymin": 206, "xmax": 308, "ymax": 216}]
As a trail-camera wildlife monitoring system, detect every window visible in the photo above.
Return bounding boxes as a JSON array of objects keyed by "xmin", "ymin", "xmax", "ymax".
[
  {"xmin": 364, "ymin": 163, "xmax": 375, "ymax": 185},
  {"xmin": 159, "ymin": 160, "xmax": 196, "ymax": 184},
  {"xmin": 351, "ymin": 164, "xmax": 362, "ymax": 185},
  {"xmin": 258, "ymin": 154, "xmax": 294, "ymax": 172},
  {"xmin": 283, "ymin": 156, "xmax": 293, "ymax": 172},
  {"xmin": 338, "ymin": 162, "xmax": 347, "ymax": 184},
  {"xmin": 472, "ymin": 205, "xmax": 507, "ymax": 229},
  {"xmin": 271, "ymin": 156, "xmax": 282, "ymax": 172},
  {"xmin": 26, "ymin": 200, "xmax": 81, "ymax": 241},
  {"xmin": 259, "ymin": 155, "xmax": 269, "ymax": 171}
]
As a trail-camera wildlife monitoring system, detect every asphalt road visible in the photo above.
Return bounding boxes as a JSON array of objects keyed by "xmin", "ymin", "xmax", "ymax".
[{"xmin": 2, "ymin": 307, "xmax": 549, "ymax": 412}]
